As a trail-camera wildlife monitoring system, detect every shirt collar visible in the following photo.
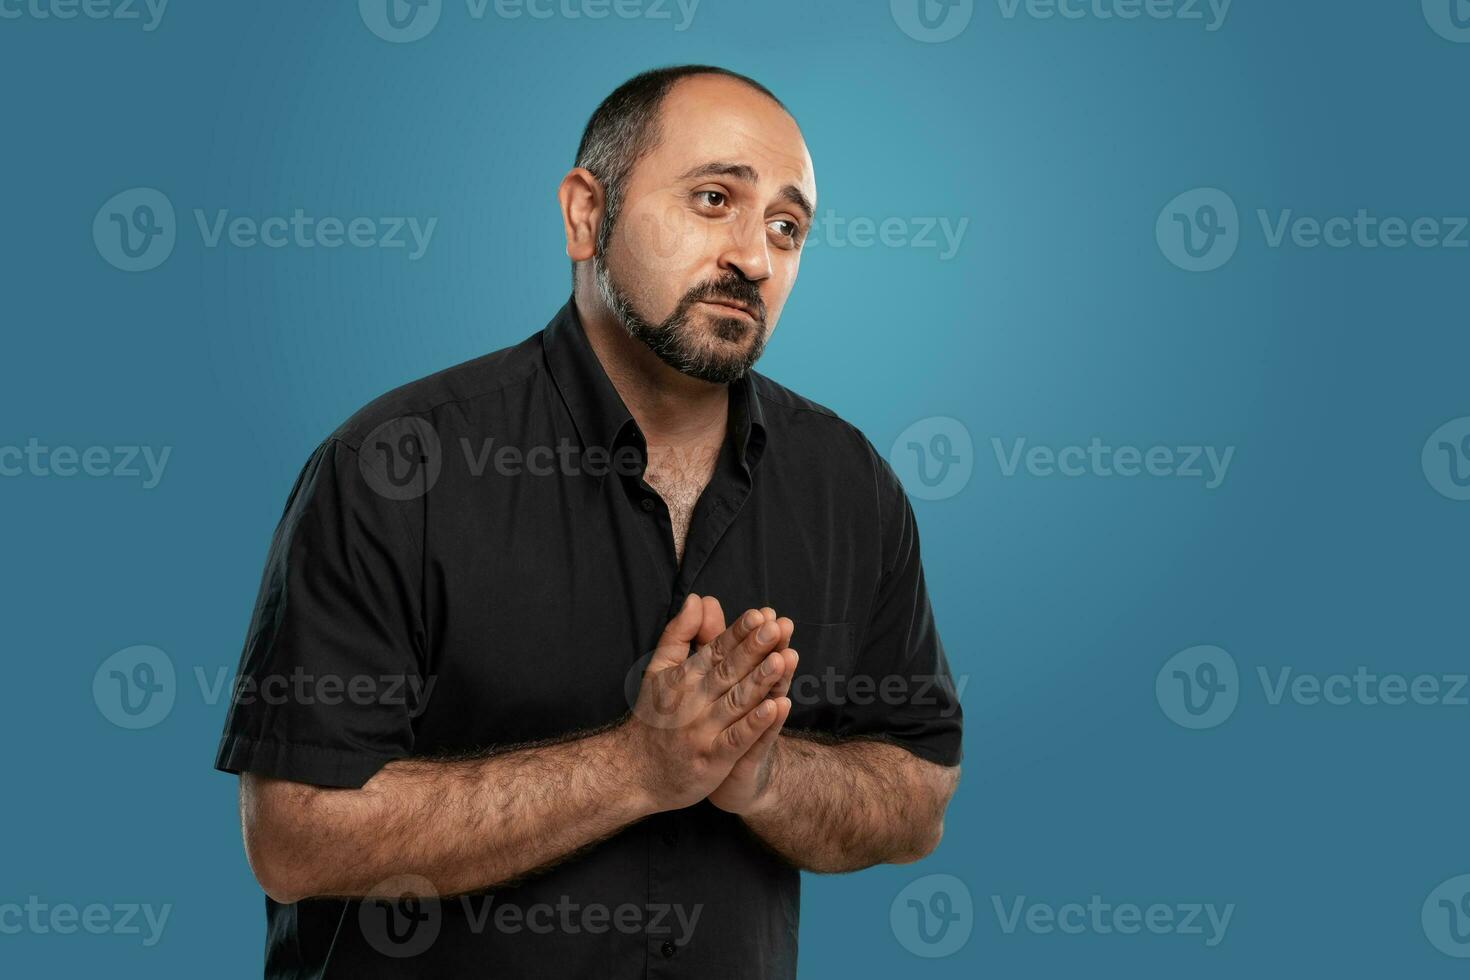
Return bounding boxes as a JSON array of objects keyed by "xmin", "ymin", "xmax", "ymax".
[{"xmin": 543, "ymin": 296, "xmax": 768, "ymax": 474}]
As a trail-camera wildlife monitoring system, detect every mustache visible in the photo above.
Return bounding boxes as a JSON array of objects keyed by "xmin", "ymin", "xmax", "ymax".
[{"xmin": 681, "ymin": 276, "xmax": 765, "ymax": 320}]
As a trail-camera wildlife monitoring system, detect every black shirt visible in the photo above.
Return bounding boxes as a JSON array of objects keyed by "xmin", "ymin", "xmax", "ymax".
[{"xmin": 215, "ymin": 297, "xmax": 963, "ymax": 979}]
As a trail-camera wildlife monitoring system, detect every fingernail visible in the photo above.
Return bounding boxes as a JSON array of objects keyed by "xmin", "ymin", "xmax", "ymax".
[
  {"xmin": 758, "ymin": 700, "xmax": 772, "ymax": 717},
  {"xmin": 758, "ymin": 622, "xmax": 777, "ymax": 642},
  {"xmin": 761, "ymin": 656, "xmax": 775, "ymax": 676},
  {"xmin": 744, "ymin": 611, "xmax": 762, "ymax": 629}
]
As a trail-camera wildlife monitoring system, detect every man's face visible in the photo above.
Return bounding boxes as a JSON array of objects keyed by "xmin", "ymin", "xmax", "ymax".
[{"xmin": 593, "ymin": 74, "xmax": 817, "ymax": 384}]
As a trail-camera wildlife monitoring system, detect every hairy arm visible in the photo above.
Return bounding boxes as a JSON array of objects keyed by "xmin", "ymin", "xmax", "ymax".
[
  {"xmin": 737, "ymin": 733, "xmax": 960, "ymax": 874},
  {"xmin": 242, "ymin": 724, "xmax": 652, "ymax": 903},
  {"xmin": 240, "ymin": 596, "xmax": 788, "ymax": 904}
]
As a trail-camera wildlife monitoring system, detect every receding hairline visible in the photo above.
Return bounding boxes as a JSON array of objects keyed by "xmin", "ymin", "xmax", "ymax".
[{"xmin": 573, "ymin": 67, "xmax": 797, "ymax": 179}]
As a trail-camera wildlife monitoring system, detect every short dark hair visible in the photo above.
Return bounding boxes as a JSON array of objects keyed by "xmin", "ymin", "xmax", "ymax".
[{"xmin": 570, "ymin": 65, "xmax": 788, "ymax": 280}]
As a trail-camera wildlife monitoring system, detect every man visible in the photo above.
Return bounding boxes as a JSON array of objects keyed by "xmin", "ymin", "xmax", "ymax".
[{"xmin": 216, "ymin": 64, "xmax": 962, "ymax": 978}]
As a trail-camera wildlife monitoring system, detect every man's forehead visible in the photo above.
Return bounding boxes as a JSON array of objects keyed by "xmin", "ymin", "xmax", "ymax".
[{"xmin": 646, "ymin": 75, "xmax": 815, "ymax": 199}]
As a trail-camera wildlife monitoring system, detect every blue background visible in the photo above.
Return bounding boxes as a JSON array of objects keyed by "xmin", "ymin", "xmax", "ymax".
[{"xmin": 3, "ymin": 0, "xmax": 1469, "ymax": 975}]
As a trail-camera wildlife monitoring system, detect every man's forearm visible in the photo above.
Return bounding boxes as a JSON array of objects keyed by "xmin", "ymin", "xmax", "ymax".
[
  {"xmin": 244, "ymin": 724, "xmax": 653, "ymax": 903},
  {"xmin": 739, "ymin": 734, "xmax": 959, "ymax": 874}
]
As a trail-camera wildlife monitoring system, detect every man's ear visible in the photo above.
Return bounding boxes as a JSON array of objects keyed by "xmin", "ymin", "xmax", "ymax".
[{"xmin": 558, "ymin": 167, "xmax": 604, "ymax": 264}]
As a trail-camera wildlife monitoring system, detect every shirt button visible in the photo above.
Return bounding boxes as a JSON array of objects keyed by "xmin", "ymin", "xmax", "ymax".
[
  {"xmin": 660, "ymin": 940, "xmax": 677, "ymax": 958},
  {"xmin": 640, "ymin": 498, "xmax": 656, "ymax": 513},
  {"xmin": 661, "ymin": 829, "xmax": 678, "ymax": 846}
]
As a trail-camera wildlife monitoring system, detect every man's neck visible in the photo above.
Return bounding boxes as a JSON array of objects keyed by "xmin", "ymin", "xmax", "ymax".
[{"xmin": 573, "ymin": 292, "xmax": 729, "ymax": 453}]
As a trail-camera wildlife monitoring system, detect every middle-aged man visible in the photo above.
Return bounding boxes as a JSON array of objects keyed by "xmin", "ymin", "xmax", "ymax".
[{"xmin": 216, "ymin": 64, "xmax": 963, "ymax": 978}]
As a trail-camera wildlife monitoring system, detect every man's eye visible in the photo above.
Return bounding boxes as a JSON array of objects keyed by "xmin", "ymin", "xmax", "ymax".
[
  {"xmin": 697, "ymin": 191, "xmax": 728, "ymax": 208},
  {"xmin": 770, "ymin": 219, "xmax": 799, "ymax": 241}
]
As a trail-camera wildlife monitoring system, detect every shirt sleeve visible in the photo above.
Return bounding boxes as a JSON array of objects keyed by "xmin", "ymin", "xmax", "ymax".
[
  {"xmin": 214, "ymin": 436, "xmax": 427, "ymax": 789},
  {"xmin": 834, "ymin": 447, "xmax": 964, "ymax": 767}
]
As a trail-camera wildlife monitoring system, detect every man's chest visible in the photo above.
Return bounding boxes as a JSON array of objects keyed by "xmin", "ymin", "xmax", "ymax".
[
  {"xmin": 406, "ymin": 456, "xmax": 879, "ymax": 753},
  {"xmin": 642, "ymin": 442, "xmax": 721, "ymax": 562}
]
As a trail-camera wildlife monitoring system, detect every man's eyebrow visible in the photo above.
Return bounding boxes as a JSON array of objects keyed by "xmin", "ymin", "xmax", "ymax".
[{"xmin": 678, "ymin": 161, "xmax": 815, "ymax": 223}]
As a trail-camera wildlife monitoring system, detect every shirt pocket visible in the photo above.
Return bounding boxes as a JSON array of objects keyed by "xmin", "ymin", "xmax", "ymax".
[{"xmin": 784, "ymin": 619, "xmax": 857, "ymax": 733}]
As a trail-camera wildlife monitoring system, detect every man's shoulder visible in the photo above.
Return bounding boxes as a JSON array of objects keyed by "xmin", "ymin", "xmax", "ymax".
[
  {"xmin": 327, "ymin": 330, "xmax": 546, "ymax": 453},
  {"xmin": 748, "ymin": 371, "xmax": 884, "ymax": 465},
  {"xmin": 748, "ymin": 371, "xmax": 909, "ymax": 503}
]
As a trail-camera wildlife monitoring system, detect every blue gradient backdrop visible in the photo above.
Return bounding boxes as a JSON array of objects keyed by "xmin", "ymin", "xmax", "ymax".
[{"xmin": 2, "ymin": 0, "xmax": 1468, "ymax": 976}]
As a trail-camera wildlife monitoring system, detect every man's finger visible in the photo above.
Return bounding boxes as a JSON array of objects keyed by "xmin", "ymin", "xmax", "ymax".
[
  {"xmin": 648, "ymin": 593, "xmax": 704, "ymax": 671},
  {"xmin": 740, "ymin": 696, "xmax": 792, "ymax": 761},
  {"xmin": 695, "ymin": 595, "xmax": 726, "ymax": 648},
  {"xmin": 715, "ymin": 696, "xmax": 781, "ymax": 759},
  {"xmin": 770, "ymin": 648, "xmax": 798, "ymax": 701},
  {"xmin": 705, "ymin": 615, "xmax": 785, "ymax": 697},
  {"xmin": 687, "ymin": 607, "xmax": 767, "ymax": 678},
  {"xmin": 710, "ymin": 650, "xmax": 785, "ymax": 727}
]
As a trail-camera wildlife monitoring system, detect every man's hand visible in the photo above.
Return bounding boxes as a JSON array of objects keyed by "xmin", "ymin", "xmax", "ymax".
[
  {"xmin": 703, "ymin": 602, "xmax": 798, "ymax": 816},
  {"xmin": 618, "ymin": 594, "xmax": 791, "ymax": 814}
]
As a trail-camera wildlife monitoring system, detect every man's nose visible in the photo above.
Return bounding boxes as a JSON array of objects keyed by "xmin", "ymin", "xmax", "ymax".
[{"xmin": 717, "ymin": 215, "xmax": 772, "ymax": 284}]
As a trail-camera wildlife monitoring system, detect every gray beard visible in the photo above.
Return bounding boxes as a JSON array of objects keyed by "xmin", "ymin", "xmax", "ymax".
[{"xmin": 593, "ymin": 252, "xmax": 766, "ymax": 385}]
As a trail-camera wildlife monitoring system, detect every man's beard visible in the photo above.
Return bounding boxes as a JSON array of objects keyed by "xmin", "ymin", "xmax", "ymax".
[{"xmin": 594, "ymin": 249, "xmax": 769, "ymax": 385}]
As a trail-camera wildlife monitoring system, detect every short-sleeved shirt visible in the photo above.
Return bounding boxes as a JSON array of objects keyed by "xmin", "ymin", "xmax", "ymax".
[{"xmin": 215, "ymin": 297, "xmax": 963, "ymax": 979}]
